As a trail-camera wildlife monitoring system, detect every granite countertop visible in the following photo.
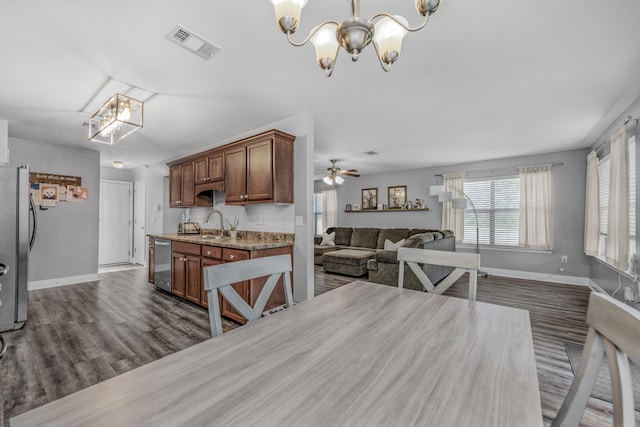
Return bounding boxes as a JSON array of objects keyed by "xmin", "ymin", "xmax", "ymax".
[{"xmin": 148, "ymin": 233, "xmax": 294, "ymax": 251}]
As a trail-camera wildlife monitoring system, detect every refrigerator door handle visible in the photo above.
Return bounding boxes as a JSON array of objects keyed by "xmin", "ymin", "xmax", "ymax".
[
  {"xmin": 29, "ymin": 194, "xmax": 37, "ymax": 250},
  {"xmin": 0, "ymin": 263, "xmax": 8, "ymax": 276}
]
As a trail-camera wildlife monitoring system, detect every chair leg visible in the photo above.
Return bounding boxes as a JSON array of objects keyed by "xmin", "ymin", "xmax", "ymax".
[
  {"xmin": 208, "ymin": 289, "xmax": 224, "ymax": 337},
  {"xmin": 605, "ymin": 340, "xmax": 635, "ymax": 427},
  {"xmin": 551, "ymin": 328, "xmax": 605, "ymax": 427}
]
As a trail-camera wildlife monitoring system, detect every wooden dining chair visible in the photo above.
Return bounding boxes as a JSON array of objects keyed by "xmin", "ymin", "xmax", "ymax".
[
  {"xmin": 552, "ymin": 291, "xmax": 640, "ymax": 427},
  {"xmin": 397, "ymin": 247, "xmax": 480, "ymax": 301},
  {"xmin": 203, "ymin": 254, "xmax": 294, "ymax": 337}
]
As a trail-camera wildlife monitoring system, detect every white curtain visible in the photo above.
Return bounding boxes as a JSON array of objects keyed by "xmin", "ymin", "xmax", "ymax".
[
  {"xmin": 584, "ymin": 150, "xmax": 600, "ymax": 256},
  {"xmin": 322, "ymin": 188, "xmax": 337, "ymax": 230},
  {"xmin": 441, "ymin": 172, "xmax": 465, "ymax": 244},
  {"xmin": 605, "ymin": 125, "xmax": 630, "ymax": 270},
  {"xmin": 519, "ymin": 164, "xmax": 553, "ymax": 250}
]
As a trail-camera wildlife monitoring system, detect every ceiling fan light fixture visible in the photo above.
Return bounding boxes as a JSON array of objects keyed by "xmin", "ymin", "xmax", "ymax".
[
  {"xmin": 334, "ymin": 175, "xmax": 345, "ymax": 185},
  {"xmin": 323, "ymin": 176, "xmax": 334, "ymax": 185},
  {"xmin": 89, "ymin": 93, "xmax": 143, "ymax": 145}
]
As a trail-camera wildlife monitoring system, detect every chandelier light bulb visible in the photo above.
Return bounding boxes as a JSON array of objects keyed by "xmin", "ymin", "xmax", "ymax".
[
  {"xmin": 310, "ymin": 23, "xmax": 340, "ymax": 77},
  {"xmin": 118, "ymin": 100, "xmax": 132, "ymax": 121},
  {"xmin": 271, "ymin": 0, "xmax": 308, "ymax": 33},
  {"xmin": 373, "ymin": 16, "xmax": 408, "ymax": 67}
]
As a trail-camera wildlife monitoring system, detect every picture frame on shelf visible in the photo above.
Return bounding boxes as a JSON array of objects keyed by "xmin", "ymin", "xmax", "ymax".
[
  {"xmin": 352, "ymin": 204, "xmax": 361, "ymax": 211},
  {"xmin": 346, "ymin": 204, "xmax": 352, "ymax": 211},
  {"xmin": 388, "ymin": 185, "xmax": 407, "ymax": 209},
  {"xmin": 361, "ymin": 188, "xmax": 378, "ymax": 210}
]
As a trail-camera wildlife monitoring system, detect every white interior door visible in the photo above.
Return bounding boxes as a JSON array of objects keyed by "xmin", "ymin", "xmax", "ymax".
[
  {"xmin": 133, "ymin": 180, "xmax": 146, "ymax": 265},
  {"xmin": 99, "ymin": 180, "xmax": 132, "ymax": 265}
]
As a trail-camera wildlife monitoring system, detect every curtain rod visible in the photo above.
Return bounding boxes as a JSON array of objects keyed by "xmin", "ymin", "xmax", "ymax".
[
  {"xmin": 592, "ymin": 115, "xmax": 638, "ymax": 153},
  {"xmin": 434, "ymin": 162, "xmax": 563, "ymax": 178}
]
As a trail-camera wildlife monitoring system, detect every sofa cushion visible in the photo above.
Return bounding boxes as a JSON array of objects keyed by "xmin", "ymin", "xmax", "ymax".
[
  {"xmin": 327, "ymin": 227, "xmax": 353, "ymax": 246},
  {"xmin": 350, "ymin": 228, "xmax": 380, "ymax": 249},
  {"xmin": 376, "ymin": 228, "xmax": 410, "ymax": 249},
  {"xmin": 376, "ymin": 249, "xmax": 399, "ymax": 263},
  {"xmin": 404, "ymin": 232, "xmax": 435, "ymax": 248},
  {"xmin": 383, "ymin": 239, "xmax": 405, "ymax": 251},
  {"xmin": 320, "ymin": 232, "xmax": 335, "ymax": 246}
]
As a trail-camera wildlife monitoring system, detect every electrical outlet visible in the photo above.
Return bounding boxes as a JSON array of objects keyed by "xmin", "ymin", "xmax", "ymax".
[{"xmin": 561, "ymin": 255, "xmax": 568, "ymax": 263}]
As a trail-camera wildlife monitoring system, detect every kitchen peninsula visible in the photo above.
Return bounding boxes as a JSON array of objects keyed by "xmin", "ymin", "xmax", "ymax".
[{"xmin": 148, "ymin": 231, "xmax": 294, "ymax": 324}]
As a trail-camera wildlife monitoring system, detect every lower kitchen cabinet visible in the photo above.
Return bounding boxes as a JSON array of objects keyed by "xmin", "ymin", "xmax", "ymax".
[
  {"xmin": 172, "ymin": 242, "xmax": 202, "ymax": 301},
  {"xmin": 161, "ymin": 239, "xmax": 293, "ymax": 325}
]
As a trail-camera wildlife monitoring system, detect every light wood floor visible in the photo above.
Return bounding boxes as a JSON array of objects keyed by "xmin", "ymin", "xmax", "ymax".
[{"xmin": 0, "ymin": 265, "xmax": 637, "ymax": 426}]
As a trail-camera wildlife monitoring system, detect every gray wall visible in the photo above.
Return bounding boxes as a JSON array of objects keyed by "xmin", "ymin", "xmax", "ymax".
[
  {"xmin": 100, "ymin": 166, "xmax": 134, "ymax": 181},
  {"xmin": 587, "ymin": 93, "xmax": 640, "ymax": 298},
  {"xmin": 8, "ymin": 137, "xmax": 100, "ymax": 282},
  {"xmin": 333, "ymin": 148, "xmax": 590, "ymax": 278}
]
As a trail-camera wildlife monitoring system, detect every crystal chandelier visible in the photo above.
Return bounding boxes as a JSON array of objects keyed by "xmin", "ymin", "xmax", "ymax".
[
  {"xmin": 270, "ymin": 0, "xmax": 441, "ymax": 77},
  {"xmin": 89, "ymin": 93, "xmax": 144, "ymax": 144}
]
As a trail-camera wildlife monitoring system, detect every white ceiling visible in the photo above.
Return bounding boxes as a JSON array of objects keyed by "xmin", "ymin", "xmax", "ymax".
[{"xmin": 1, "ymin": 0, "xmax": 639, "ymax": 178}]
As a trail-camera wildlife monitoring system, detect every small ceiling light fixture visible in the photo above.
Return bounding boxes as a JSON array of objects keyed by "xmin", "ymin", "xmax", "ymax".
[
  {"xmin": 270, "ymin": 0, "xmax": 441, "ymax": 77},
  {"xmin": 112, "ymin": 161, "xmax": 125, "ymax": 169},
  {"xmin": 89, "ymin": 93, "xmax": 144, "ymax": 145}
]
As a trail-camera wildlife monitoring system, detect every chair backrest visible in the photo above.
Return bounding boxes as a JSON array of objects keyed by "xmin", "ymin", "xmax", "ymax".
[
  {"xmin": 203, "ymin": 254, "xmax": 294, "ymax": 337},
  {"xmin": 397, "ymin": 247, "xmax": 480, "ymax": 301},
  {"xmin": 552, "ymin": 292, "xmax": 640, "ymax": 427}
]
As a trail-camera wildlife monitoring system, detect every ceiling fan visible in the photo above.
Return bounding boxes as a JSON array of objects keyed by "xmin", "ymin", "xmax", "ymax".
[{"xmin": 323, "ymin": 159, "xmax": 360, "ymax": 185}]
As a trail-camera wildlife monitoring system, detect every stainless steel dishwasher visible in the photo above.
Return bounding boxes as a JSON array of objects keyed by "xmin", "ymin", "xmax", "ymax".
[{"xmin": 154, "ymin": 239, "xmax": 172, "ymax": 293}]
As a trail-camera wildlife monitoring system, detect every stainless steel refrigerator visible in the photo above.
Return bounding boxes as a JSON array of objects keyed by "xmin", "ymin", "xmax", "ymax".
[{"xmin": 0, "ymin": 164, "xmax": 36, "ymax": 332}]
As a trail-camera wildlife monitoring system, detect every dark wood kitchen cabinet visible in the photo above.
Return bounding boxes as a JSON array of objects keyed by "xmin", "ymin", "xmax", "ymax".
[
  {"xmin": 168, "ymin": 129, "xmax": 294, "ymax": 207},
  {"xmin": 224, "ymin": 130, "xmax": 294, "ymax": 205},
  {"xmin": 171, "ymin": 242, "xmax": 201, "ymax": 301},
  {"xmin": 169, "ymin": 162, "xmax": 195, "ymax": 207},
  {"xmin": 194, "ymin": 152, "xmax": 224, "ymax": 185},
  {"xmin": 162, "ymin": 238, "xmax": 293, "ymax": 324}
]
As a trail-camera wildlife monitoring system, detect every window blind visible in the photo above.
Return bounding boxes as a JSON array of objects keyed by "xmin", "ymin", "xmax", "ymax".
[{"xmin": 463, "ymin": 177, "xmax": 520, "ymax": 247}]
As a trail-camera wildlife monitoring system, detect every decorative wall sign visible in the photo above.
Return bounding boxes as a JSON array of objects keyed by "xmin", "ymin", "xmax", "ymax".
[{"xmin": 29, "ymin": 172, "xmax": 82, "ymax": 186}]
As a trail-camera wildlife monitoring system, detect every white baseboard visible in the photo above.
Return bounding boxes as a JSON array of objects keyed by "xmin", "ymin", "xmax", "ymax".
[
  {"xmin": 483, "ymin": 267, "xmax": 590, "ymax": 287},
  {"xmin": 28, "ymin": 273, "xmax": 100, "ymax": 290}
]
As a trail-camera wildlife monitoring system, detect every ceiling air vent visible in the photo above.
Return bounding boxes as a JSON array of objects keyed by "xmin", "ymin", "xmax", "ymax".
[{"xmin": 166, "ymin": 24, "xmax": 221, "ymax": 60}]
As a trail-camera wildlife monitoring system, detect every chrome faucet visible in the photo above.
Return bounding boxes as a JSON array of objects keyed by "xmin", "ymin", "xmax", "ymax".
[{"xmin": 204, "ymin": 210, "xmax": 225, "ymax": 234}]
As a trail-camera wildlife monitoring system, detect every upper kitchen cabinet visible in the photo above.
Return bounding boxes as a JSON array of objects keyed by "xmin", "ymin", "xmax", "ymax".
[
  {"xmin": 169, "ymin": 162, "xmax": 195, "ymax": 208},
  {"xmin": 194, "ymin": 152, "xmax": 224, "ymax": 185},
  {"xmin": 167, "ymin": 129, "xmax": 295, "ymax": 207},
  {"xmin": 225, "ymin": 130, "xmax": 295, "ymax": 205}
]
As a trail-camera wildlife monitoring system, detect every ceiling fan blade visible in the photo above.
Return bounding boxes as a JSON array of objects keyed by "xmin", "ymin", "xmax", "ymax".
[
  {"xmin": 342, "ymin": 169, "xmax": 359, "ymax": 173},
  {"xmin": 341, "ymin": 173, "xmax": 360, "ymax": 177}
]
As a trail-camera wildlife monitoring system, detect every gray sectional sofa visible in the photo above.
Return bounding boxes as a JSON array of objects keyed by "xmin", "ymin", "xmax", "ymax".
[{"xmin": 314, "ymin": 227, "xmax": 455, "ymax": 291}]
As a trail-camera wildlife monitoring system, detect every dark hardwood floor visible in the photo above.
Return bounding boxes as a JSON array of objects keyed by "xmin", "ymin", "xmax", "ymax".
[{"xmin": 0, "ymin": 265, "xmax": 636, "ymax": 426}]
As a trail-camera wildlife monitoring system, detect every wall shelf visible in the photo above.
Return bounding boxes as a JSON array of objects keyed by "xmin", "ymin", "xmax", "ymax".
[{"xmin": 344, "ymin": 208, "xmax": 429, "ymax": 213}]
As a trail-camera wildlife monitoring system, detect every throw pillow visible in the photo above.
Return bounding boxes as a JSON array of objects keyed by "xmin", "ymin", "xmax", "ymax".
[
  {"xmin": 384, "ymin": 238, "xmax": 406, "ymax": 251},
  {"xmin": 320, "ymin": 232, "xmax": 336, "ymax": 246}
]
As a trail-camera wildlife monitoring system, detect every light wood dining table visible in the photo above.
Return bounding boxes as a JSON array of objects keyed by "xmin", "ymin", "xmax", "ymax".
[{"xmin": 11, "ymin": 281, "xmax": 542, "ymax": 427}]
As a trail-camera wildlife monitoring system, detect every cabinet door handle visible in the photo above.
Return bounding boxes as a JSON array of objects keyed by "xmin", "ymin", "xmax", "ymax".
[
  {"xmin": 207, "ymin": 251, "xmax": 211, "ymax": 255},
  {"xmin": 229, "ymin": 255, "xmax": 235, "ymax": 260}
]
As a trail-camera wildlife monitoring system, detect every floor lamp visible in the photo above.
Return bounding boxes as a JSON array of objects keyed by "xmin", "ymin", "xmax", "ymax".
[{"xmin": 429, "ymin": 184, "xmax": 488, "ymax": 278}]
